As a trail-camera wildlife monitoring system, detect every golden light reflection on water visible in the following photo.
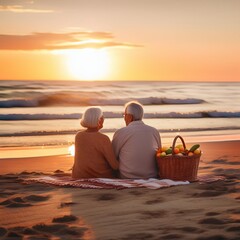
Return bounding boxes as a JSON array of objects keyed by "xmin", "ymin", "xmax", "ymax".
[{"xmin": 68, "ymin": 144, "xmax": 75, "ymax": 156}]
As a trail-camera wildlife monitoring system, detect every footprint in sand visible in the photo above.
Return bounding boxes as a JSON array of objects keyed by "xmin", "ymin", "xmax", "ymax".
[
  {"xmin": 192, "ymin": 191, "xmax": 225, "ymax": 197},
  {"xmin": 226, "ymin": 226, "xmax": 240, "ymax": 232},
  {"xmin": 140, "ymin": 210, "xmax": 167, "ymax": 219},
  {"xmin": 52, "ymin": 215, "xmax": 78, "ymax": 223},
  {"xmin": 144, "ymin": 198, "xmax": 165, "ymax": 205},
  {"xmin": 176, "ymin": 209, "xmax": 203, "ymax": 215},
  {"xmin": 23, "ymin": 194, "xmax": 50, "ymax": 202},
  {"xmin": 213, "ymin": 168, "xmax": 240, "ymax": 176},
  {"xmin": 0, "ymin": 220, "xmax": 88, "ymax": 239},
  {"xmin": 97, "ymin": 193, "xmax": 116, "ymax": 201},
  {"xmin": 226, "ymin": 208, "xmax": 240, "ymax": 214},
  {"xmin": 59, "ymin": 201, "xmax": 77, "ymax": 208},
  {"xmin": 205, "ymin": 212, "xmax": 221, "ymax": 216},
  {"xmin": 198, "ymin": 218, "xmax": 226, "ymax": 225},
  {"xmin": 0, "ymin": 194, "xmax": 50, "ymax": 208},
  {"xmin": 128, "ymin": 190, "xmax": 144, "ymax": 196},
  {"xmin": 161, "ymin": 233, "xmax": 185, "ymax": 239},
  {"xmin": 0, "ymin": 198, "xmax": 32, "ymax": 208},
  {"xmin": 32, "ymin": 223, "xmax": 87, "ymax": 238},
  {"xmin": 196, "ymin": 235, "xmax": 228, "ymax": 240},
  {"xmin": 211, "ymin": 159, "xmax": 240, "ymax": 165},
  {"xmin": 121, "ymin": 232, "xmax": 154, "ymax": 240},
  {"xmin": 178, "ymin": 226, "xmax": 205, "ymax": 233}
]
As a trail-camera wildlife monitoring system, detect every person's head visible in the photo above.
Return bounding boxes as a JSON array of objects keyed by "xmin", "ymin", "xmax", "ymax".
[
  {"xmin": 80, "ymin": 107, "xmax": 104, "ymax": 130},
  {"xmin": 124, "ymin": 101, "xmax": 144, "ymax": 126}
]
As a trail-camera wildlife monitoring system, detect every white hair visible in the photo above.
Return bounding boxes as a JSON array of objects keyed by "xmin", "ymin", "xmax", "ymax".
[
  {"xmin": 80, "ymin": 107, "xmax": 103, "ymax": 128},
  {"xmin": 125, "ymin": 101, "xmax": 144, "ymax": 120}
]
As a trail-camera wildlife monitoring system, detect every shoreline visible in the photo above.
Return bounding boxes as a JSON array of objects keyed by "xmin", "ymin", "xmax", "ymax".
[
  {"xmin": 1, "ymin": 133, "xmax": 239, "ymax": 160},
  {"xmin": 0, "ymin": 139, "xmax": 239, "ymax": 175}
]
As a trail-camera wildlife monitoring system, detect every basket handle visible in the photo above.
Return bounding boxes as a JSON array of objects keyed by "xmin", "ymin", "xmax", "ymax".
[{"xmin": 171, "ymin": 135, "xmax": 186, "ymax": 155}]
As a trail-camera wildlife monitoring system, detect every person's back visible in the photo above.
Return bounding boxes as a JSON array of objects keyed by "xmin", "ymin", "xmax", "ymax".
[
  {"xmin": 73, "ymin": 131, "xmax": 118, "ymax": 178},
  {"xmin": 72, "ymin": 107, "xmax": 118, "ymax": 179},
  {"xmin": 112, "ymin": 101, "xmax": 161, "ymax": 179}
]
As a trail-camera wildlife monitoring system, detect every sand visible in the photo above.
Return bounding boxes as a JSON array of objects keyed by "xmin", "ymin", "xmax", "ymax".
[{"xmin": 0, "ymin": 140, "xmax": 239, "ymax": 240}]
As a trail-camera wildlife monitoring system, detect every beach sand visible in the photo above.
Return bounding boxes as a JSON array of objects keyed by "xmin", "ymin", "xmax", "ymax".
[{"xmin": 0, "ymin": 140, "xmax": 239, "ymax": 240}]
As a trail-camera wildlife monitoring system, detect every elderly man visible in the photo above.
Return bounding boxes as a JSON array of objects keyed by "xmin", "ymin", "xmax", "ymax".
[{"xmin": 112, "ymin": 101, "xmax": 161, "ymax": 179}]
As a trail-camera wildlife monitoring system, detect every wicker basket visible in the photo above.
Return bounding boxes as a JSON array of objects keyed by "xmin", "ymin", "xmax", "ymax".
[{"xmin": 156, "ymin": 135, "xmax": 201, "ymax": 182}]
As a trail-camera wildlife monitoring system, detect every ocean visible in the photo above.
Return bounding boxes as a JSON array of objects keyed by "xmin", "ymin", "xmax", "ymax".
[{"xmin": 0, "ymin": 80, "xmax": 239, "ymax": 150}]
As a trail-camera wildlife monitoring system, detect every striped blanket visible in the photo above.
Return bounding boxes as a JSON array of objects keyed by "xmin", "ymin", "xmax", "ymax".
[{"xmin": 24, "ymin": 174, "xmax": 225, "ymax": 190}]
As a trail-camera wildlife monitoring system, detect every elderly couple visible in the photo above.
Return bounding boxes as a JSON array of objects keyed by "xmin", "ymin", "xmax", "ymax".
[{"xmin": 72, "ymin": 101, "xmax": 162, "ymax": 179}]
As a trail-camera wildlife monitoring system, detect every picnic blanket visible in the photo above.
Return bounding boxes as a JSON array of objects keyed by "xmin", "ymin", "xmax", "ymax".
[{"xmin": 23, "ymin": 174, "xmax": 225, "ymax": 190}]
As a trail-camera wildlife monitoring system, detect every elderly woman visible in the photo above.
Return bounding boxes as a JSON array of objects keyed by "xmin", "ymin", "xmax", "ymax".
[{"xmin": 72, "ymin": 107, "xmax": 119, "ymax": 179}]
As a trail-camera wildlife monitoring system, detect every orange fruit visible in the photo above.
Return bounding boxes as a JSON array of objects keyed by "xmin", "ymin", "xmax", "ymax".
[
  {"xmin": 156, "ymin": 149, "xmax": 162, "ymax": 153},
  {"xmin": 161, "ymin": 146, "xmax": 168, "ymax": 152},
  {"xmin": 174, "ymin": 148, "xmax": 180, "ymax": 154},
  {"xmin": 156, "ymin": 152, "xmax": 161, "ymax": 157},
  {"xmin": 179, "ymin": 146, "xmax": 185, "ymax": 152}
]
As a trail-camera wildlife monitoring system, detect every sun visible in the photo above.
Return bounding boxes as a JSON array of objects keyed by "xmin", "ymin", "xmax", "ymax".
[{"xmin": 65, "ymin": 48, "xmax": 110, "ymax": 80}]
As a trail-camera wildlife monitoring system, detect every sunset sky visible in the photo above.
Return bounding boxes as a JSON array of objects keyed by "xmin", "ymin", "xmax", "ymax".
[{"xmin": 0, "ymin": 0, "xmax": 240, "ymax": 81}]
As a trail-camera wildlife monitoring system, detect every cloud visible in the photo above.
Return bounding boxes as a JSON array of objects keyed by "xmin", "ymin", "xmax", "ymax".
[
  {"xmin": 0, "ymin": 32, "xmax": 142, "ymax": 51},
  {"xmin": 0, "ymin": 5, "xmax": 53, "ymax": 13}
]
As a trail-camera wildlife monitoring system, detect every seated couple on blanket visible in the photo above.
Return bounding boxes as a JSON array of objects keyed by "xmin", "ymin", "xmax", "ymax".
[{"xmin": 72, "ymin": 101, "xmax": 162, "ymax": 179}]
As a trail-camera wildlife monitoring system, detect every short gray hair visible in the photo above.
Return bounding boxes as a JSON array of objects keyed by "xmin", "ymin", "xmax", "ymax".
[
  {"xmin": 80, "ymin": 107, "xmax": 103, "ymax": 128},
  {"xmin": 125, "ymin": 101, "xmax": 144, "ymax": 121}
]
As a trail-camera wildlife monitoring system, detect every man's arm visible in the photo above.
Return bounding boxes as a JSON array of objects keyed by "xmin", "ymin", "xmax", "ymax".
[
  {"xmin": 154, "ymin": 129, "xmax": 162, "ymax": 149},
  {"xmin": 112, "ymin": 130, "xmax": 123, "ymax": 160}
]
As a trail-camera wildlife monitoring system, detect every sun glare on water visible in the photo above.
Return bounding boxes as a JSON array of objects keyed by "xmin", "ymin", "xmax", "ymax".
[
  {"xmin": 68, "ymin": 144, "xmax": 75, "ymax": 156},
  {"xmin": 66, "ymin": 48, "xmax": 110, "ymax": 80}
]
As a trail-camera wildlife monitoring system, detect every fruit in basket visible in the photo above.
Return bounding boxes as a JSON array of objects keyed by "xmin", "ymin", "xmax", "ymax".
[
  {"xmin": 160, "ymin": 152, "xmax": 167, "ymax": 157},
  {"xmin": 176, "ymin": 144, "xmax": 185, "ymax": 153},
  {"xmin": 194, "ymin": 149, "xmax": 201, "ymax": 155},
  {"xmin": 189, "ymin": 144, "xmax": 200, "ymax": 153},
  {"xmin": 174, "ymin": 148, "xmax": 180, "ymax": 154},
  {"xmin": 156, "ymin": 151, "xmax": 166, "ymax": 157},
  {"xmin": 177, "ymin": 153, "xmax": 184, "ymax": 156},
  {"xmin": 161, "ymin": 146, "xmax": 168, "ymax": 152},
  {"xmin": 156, "ymin": 142, "xmax": 201, "ymax": 157},
  {"xmin": 166, "ymin": 148, "xmax": 172, "ymax": 155}
]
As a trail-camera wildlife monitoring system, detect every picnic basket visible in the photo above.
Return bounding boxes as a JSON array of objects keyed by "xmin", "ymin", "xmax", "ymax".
[{"xmin": 156, "ymin": 135, "xmax": 201, "ymax": 182}]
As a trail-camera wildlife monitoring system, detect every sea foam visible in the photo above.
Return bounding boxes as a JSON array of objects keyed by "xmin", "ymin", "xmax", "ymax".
[
  {"xmin": 0, "ymin": 111, "xmax": 239, "ymax": 121},
  {"xmin": 0, "ymin": 94, "xmax": 205, "ymax": 108}
]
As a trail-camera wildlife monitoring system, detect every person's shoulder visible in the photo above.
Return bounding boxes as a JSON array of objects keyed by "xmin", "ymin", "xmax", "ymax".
[
  {"xmin": 75, "ymin": 130, "xmax": 84, "ymax": 137},
  {"xmin": 144, "ymin": 123, "xmax": 158, "ymax": 132},
  {"xmin": 98, "ymin": 132, "xmax": 111, "ymax": 141},
  {"xmin": 114, "ymin": 126, "xmax": 128, "ymax": 135},
  {"xmin": 116, "ymin": 126, "xmax": 128, "ymax": 132}
]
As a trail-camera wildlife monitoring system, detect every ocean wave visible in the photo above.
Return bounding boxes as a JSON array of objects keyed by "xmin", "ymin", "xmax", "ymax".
[
  {"xmin": 1, "ymin": 126, "xmax": 240, "ymax": 137},
  {"xmin": 0, "ymin": 111, "xmax": 239, "ymax": 121},
  {"xmin": 0, "ymin": 93, "xmax": 205, "ymax": 108},
  {"xmin": 0, "ymin": 98, "xmax": 39, "ymax": 107}
]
